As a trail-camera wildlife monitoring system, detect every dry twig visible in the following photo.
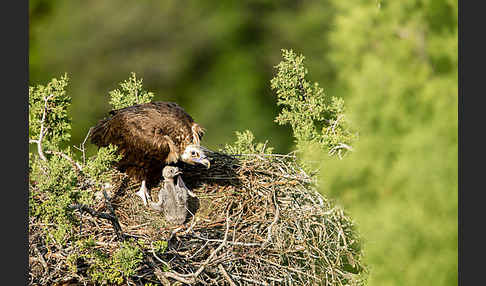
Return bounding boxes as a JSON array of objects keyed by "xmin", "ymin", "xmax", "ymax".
[
  {"xmin": 29, "ymin": 94, "xmax": 54, "ymax": 161},
  {"xmin": 29, "ymin": 150, "xmax": 365, "ymax": 285}
]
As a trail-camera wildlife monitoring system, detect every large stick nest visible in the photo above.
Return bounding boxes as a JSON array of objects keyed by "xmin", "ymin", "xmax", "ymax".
[{"xmin": 29, "ymin": 150, "xmax": 365, "ymax": 286}]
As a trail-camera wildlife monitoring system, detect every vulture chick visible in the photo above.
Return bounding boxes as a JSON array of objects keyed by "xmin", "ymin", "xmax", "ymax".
[
  {"xmin": 90, "ymin": 102, "xmax": 210, "ymax": 205},
  {"xmin": 149, "ymin": 166, "xmax": 189, "ymax": 225}
]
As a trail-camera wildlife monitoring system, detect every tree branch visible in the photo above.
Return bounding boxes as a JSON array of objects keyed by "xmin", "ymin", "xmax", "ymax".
[
  {"xmin": 192, "ymin": 216, "xmax": 231, "ymax": 278},
  {"xmin": 328, "ymin": 143, "xmax": 354, "ymax": 159},
  {"xmin": 218, "ymin": 264, "xmax": 237, "ymax": 286},
  {"xmin": 69, "ymin": 190, "xmax": 124, "ymax": 241},
  {"xmin": 74, "ymin": 128, "xmax": 92, "ymax": 166},
  {"xmin": 35, "ymin": 94, "xmax": 54, "ymax": 161},
  {"xmin": 161, "ymin": 216, "xmax": 232, "ymax": 284},
  {"xmin": 45, "ymin": 150, "xmax": 82, "ymax": 171},
  {"xmin": 262, "ymin": 190, "xmax": 280, "ymax": 249}
]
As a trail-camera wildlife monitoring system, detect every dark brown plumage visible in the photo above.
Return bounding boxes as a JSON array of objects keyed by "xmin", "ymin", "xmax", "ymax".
[{"xmin": 90, "ymin": 101, "xmax": 209, "ymax": 205}]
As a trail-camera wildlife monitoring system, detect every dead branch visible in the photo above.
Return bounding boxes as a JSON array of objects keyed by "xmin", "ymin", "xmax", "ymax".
[
  {"xmin": 30, "ymin": 94, "xmax": 54, "ymax": 161},
  {"xmin": 167, "ymin": 216, "xmax": 232, "ymax": 284},
  {"xmin": 45, "ymin": 150, "xmax": 82, "ymax": 171},
  {"xmin": 74, "ymin": 128, "xmax": 92, "ymax": 165},
  {"xmin": 68, "ymin": 198, "xmax": 125, "ymax": 241},
  {"xmin": 29, "ymin": 150, "xmax": 365, "ymax": 286},
  {"xmin": 218, "ymin": 264, "xmax": 236, "ymax": 286}
]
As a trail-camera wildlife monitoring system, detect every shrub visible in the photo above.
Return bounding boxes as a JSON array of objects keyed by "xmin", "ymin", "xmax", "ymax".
[
  {"xmin": 29, "ymin": 62, "xmax": 366, "ymax": 285},
  {"xmin": 271, "ymin": 49, "xmax": 356, "ymax": 160}
]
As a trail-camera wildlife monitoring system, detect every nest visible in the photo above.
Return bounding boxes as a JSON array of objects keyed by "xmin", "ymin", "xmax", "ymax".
[{"xmin": 29, "ymin": 151, "xmax": 365, "ymax": 286}]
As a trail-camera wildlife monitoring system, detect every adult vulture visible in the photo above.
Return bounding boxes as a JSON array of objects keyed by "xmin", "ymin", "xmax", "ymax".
[{"xmin": 89, "ymin": 101, "xmax": 210, "ymax": 205}]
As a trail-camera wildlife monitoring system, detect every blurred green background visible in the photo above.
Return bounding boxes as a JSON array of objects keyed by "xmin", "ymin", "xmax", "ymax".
[{"xmin": 29, "ymin": 0, "xmax": 458, "ymax": 285}]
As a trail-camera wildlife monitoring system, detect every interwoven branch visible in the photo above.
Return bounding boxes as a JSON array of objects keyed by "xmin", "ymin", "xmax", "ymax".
[{"xmin": 29, "ymin": 150, "xmax": 366, "ymax": 285}]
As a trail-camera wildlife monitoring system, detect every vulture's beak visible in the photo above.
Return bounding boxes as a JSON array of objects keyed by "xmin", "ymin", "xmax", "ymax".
[
  {"xmin": 201, "ymin": 157, "xmax": 210, "ymax": 169},
  {"xmin": 194, "ymin": 157, "xmax": 210, "ymax": 169}
]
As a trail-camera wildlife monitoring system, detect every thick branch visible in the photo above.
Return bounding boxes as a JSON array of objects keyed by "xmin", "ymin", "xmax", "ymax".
[
  {"xmin": 69, "ymin": 191, "xmax": 124, "ymax": 241},
  {"xmin": 69, "ymin": 204, "xmax": 122, "ymax": 236}
]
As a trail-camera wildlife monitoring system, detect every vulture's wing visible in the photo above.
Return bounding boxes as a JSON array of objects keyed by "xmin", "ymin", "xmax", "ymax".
[
  {"xmin": 176, "ymin": 176, "xmax": 190, "ymax": 204},
  {"xmin": 90, "ymin": 102, "xmax": 195, "ymax": 163},
  {"xmin": 148, "ymin": 185, "xmax": 169, "ymax": 212}
]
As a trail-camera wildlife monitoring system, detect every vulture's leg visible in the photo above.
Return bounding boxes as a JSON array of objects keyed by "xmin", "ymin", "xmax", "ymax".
[{"xmin": 135, "ymin": 180, "xmax": 150, "ymax": 206}]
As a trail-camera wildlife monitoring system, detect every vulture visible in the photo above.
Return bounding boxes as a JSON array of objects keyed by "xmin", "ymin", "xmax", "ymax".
[
  {"xmin": 149, "ymin": 166, "xmax": 189, "ymax": 225},
  {"xmin": 90, "ymin": 101, "xmax": 210, "ymax": 205}
]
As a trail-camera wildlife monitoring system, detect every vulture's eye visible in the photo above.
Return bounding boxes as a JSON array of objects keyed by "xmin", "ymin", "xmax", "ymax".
[{"xmin": 191, "ymin": 151, "xmax": 197, "ymax": 156}]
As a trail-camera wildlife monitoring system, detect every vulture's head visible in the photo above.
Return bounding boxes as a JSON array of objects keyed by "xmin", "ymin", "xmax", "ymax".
[
  {"xmin": 180, "ymin": 144, "xmax": 211, "ymax": 169},
  {"xmin": 162, "ymin": 166, "xmax": 182, "ymax": 180}
]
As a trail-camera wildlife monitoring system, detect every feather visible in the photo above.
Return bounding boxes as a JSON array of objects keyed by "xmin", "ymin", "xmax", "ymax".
[{"xmin": 90, "ymin": 102, "xmax": 206, "ymax": 188}]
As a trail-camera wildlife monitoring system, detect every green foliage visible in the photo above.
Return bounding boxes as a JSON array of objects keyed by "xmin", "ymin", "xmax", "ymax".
[
  {"xmin": 315, "ymin": 1, "xmax": 458, "ymax": 285},
  {"xmin": 29, "ymin": 149, "xmax": 93, "ymax": 245},
  {"xmin": 29, "ymin": 1, "xmax": 342, "ymax": 153},
  {"xmin": 271, "ymin": 49, "xmax": 355, "ymax": 158},
  {"xmin": 29, "ymin": 75, "xmax": 120, "ymax": 259},
  {"xmin": 223, "ymin": 130, "xmax": 274, "ymax": 154},
  {"xmin": 30, "ymin": 150, "xmax": 78, "ymax": 201},
  {"xmin": 72, "ymin": 238, "xmax": 143, "ymax": 285},
  {"xmin": 28, "ymin": 75, "xmax": 163, "ymax": 284},
  {"xmin": 109, "ymin": 72, "xmax": 155, "ymax": 110},
  {"xmin": 83, "ymin": 144, "xmax": 122, "ymax": 188},
  {"xmin": 111, "ymin": 240, "xmax": 144, "ymax": 278},
  {"xmin": 152, "ymin": 240, "xmax": 168, "ymax": 255},
  {"xmin": 29, "ymin": 74, "xmax": 71, "ymax": 150},
  {"xmin": 29, "ymin": 75, "xmax": 86, "ymax": 245},
  {"xmin": 29, "ymin": 1, "xmax": 457, "ymax": 284},
  {"xmin": 29, "ymin": 154, "xmax": 81, "ymax": 246},
  {"xmin": 28, "ymin": 75, "xmax": 147, "ymax": 285}
]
